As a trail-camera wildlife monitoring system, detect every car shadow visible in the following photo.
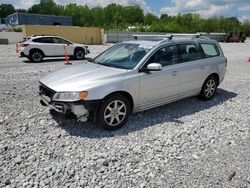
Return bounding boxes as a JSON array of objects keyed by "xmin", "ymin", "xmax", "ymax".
[
  {"xmin": 22, "ymin": 57, "xmax": 89, "ymax": 63},
  {"xmin": 50, "ymin": 88, "xmax": 237, "ymax": 139}
]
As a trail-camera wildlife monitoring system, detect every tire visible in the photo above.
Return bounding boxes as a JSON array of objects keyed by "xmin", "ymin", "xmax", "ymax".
[
  {"xmin": 199, "ymin": 75, "xmax": 218, "ymax": 100},
  {"xmin": 30, "ymin": 50, "xmax": 43, "ymax": 62},
  {"xmin": 94, "ymin": 94, "xmax": 131, "ymax": 130},
  {"xmin": 74, "ymin": 48, "xmax": 85, "ymax": 60}
]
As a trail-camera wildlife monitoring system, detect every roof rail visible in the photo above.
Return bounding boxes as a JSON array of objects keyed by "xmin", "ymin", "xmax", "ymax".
[
  {"xmin": 133, "ymin": 34, "xmax": 173, "ymax": 40},
  {"xmin": 31, "ymin": 34, "xmax": 58, "ymax": 37},
  {"xmin": 133, "ymin": 33, "xmax": 202, "ymax": 40}
]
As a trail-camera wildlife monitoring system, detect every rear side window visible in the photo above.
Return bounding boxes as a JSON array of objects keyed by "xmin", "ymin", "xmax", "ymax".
[
  {"xmin": 200, "ymin": 43, "xmax": 220, "ymax": 58},
  {"xmin": 177, "ymin": 43, "xmax": 202, "ymax": 63},
  {"xmin": 32, "ymin": 37, "xmax": 53, "ymax": 43},
  {"xmin": 52, "ymin": 37, "xmax": 71, "ymax": 44}
]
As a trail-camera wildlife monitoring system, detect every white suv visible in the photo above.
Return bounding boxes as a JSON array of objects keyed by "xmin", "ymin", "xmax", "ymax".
[{"xmin": 20, "ymin": 35, "xmax": 90, "ymax": 62}]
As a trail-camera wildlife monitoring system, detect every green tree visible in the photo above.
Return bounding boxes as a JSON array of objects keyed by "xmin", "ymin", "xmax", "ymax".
[
  {"xmin": 28, "ymin": 0, "xmax": 58, "ymax": 15},
  {"xmin": 63, "ymin": 4, "xmax": 82, "ymax": 26},
  {"xmin": 144, "ymin": 13, "xmax": 158, "ymax": 25},
  {"xmin": 16, "ymin": 9, "xmax": 27, "ymax": 13},
  {"xmin": 0, "ymin": 4, "xmax": 15, "ymax": 18},
  {"xmin": 91, "ymin": 7, "xmax": 104, "ymax": 26},
  {"xmin": 5, "ymin": 1, "xmax": 250, "ymax": 35},
  {"xmin": 122, "ymin": 6, "xmax": 144, "ymax": 25}
]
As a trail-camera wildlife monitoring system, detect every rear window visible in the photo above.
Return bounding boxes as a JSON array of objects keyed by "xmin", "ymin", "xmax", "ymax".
[
  {"xmin": 200, "ymin": 43, "xmax": 220, "ymax": 58},
  {"xmin": 32, "ymin": 37, "xmax": 53, "ymax": 43}
]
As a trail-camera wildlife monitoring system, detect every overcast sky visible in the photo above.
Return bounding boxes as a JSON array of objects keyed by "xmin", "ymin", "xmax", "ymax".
[{"xmin": 1, "ymin": 0, "xmax": 250, "ymax": 21}]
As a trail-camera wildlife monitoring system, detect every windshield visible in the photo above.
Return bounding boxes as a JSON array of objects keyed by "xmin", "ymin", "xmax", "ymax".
[{"xmin": 94, "ymin": 43, "xmax": 152, "ymax": 69}]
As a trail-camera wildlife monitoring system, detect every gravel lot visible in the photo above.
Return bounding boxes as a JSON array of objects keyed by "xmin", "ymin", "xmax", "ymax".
[{"xmin": 0, "ymin": 41, "xmax": 250, "ymax": 188}]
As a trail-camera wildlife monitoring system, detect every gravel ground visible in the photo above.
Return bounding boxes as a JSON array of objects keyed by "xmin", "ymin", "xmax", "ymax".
[{"xmin": 0, "ymin": 41, "xmax": 250, "ymax": 188}]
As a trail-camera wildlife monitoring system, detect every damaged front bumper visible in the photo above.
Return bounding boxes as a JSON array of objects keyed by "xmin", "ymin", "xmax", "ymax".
[{"xmin": 40, "ymin": 93, "xmax": 98, "ymax": 121}]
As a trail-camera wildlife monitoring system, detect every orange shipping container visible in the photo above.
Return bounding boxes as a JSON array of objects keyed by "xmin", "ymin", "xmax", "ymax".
[{"xmin": 22, "ymin": 25, "xmax": 103, "ymax": 44}]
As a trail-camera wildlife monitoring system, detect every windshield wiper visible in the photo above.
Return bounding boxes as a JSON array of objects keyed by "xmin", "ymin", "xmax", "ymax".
[
  {"xmin": 100, "ymin": 63, "xmax": 117, "ymax": 68},
  {"xmin": 86, "ymin": 58, "xmax": 95, "ymax": 63}
]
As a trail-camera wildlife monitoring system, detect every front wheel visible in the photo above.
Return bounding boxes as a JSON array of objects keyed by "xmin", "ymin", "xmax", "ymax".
[
  {"xmin": 94, "ymin": 94, "xmax": 131, "ymax": 130},
  {"xmin": 199, "ymin": 76, "xmax": 218, "ymax": 100},
  {"xmin": 74, "ymin": 49, "xmax": 85, "ymax": 60}
]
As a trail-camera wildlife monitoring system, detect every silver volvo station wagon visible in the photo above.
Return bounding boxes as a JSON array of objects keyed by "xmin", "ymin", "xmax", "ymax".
[{"xmin": 39, "ymin": 35, "xmax": 227, "ymax": 130}]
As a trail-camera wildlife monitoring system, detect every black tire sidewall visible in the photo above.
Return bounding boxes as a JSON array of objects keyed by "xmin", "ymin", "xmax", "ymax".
[
  {"xmin": 96, "ymin": 94, "xmax": 131, "ymax": 130},
  {"xmin": 199, "ymin": 76, "xmax": 218, "ymax": 100},
  {"xmin": 74, "ymin": 49, "xmax": 85, "ymax": 60},
  {"xmin": 30, "ymin": 51, "xmax": 43, "ymax": 62}
]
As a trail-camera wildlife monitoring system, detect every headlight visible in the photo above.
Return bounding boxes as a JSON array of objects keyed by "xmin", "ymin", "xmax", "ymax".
[{"xmin": 52, "ymin": 91, "xmax": 88, "ymax": 102}]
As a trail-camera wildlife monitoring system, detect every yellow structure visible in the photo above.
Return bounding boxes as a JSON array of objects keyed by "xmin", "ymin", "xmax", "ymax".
[{"xmin": 22, "ymin": 25, "xmax": 103, "ymax": 44}]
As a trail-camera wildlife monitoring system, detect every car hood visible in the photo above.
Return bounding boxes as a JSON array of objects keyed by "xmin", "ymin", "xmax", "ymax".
[{"xmin": 39, "ymin": 62, "xmax": 128, "ymax": 92}]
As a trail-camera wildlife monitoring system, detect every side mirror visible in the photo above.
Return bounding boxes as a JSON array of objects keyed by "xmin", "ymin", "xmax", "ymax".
[{"xmin": 146, "ymin": 63, "xmax": 162, "ymax": 71}]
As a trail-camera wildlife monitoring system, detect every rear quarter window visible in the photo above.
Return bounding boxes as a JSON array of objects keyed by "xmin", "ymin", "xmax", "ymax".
[{"xmin": 200, "ymin": 43, "xmax": 220, "ymax": 58}]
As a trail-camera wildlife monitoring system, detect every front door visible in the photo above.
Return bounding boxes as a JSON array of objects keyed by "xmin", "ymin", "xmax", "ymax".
[
  {"xmin": 52, "ymin": 37, "xmax": 74, "ymax": 56},
  {"xmin": 139, "ymin": 44, "xmax": 183, "ymax": 109}
]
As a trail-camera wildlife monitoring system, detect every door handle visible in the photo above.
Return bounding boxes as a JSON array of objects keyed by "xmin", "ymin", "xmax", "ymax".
[
  {"xmin": 171, "ymin": 71, "xmax": 178, "ymax": 76},
  {"xmin": 200, "ymin": 65, "xmax": 205, "ymax": 70}
]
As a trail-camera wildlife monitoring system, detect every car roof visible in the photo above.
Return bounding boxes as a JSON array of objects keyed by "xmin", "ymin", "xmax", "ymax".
[
  {"xmin": 123, "ymin": 37, "xmax": 216, "ymax": 47},
  {"xmin": 30, "ymin": 35, "xmax": 61, "ymax": 39}
]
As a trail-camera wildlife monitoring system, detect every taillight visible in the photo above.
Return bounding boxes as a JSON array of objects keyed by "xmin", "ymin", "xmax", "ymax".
[
  {"xmin": 225, "ymin": 57, "xmax": 227, "ymax": 67},
  {"xmin": 21, "ymin": 43, "xmax": 30, "ymax": 47}
]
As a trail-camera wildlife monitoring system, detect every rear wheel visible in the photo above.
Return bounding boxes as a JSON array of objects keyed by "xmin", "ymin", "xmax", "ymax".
[
  {"xmin": 199, "ymin": 75, "xmax": 218, "ymax": 100},
  {"xmin": 94, "ymin": 94, "xmax": 131, "ymax": 130},
  {"xmin": 74, "ymin": 49, "xmax": 85, "ymax": 60},
  {"xmin": 30, "ymin": 51, "xmax": 43, "ymax": 62}
]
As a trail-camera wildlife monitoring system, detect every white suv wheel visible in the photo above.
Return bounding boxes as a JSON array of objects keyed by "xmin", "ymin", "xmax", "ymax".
[{"xmin": 30, "ymin": 51, "xmax": 43, "ymax": 62}]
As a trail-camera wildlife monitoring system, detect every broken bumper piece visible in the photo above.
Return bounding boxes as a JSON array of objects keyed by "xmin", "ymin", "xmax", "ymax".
[{"xmin": 40, "ymin": 94, "xmax": 89, "ymax": 121}]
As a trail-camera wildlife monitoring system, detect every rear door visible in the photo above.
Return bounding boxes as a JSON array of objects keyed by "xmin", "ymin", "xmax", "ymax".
[
  {"xmin": 32, "ymin": 37, "xmax": 55, "ymax": 56},
  {"xmin": 199, "ymin": 42, "xmax": 226, "ymax": 83},
  {"xmin": 176, "ymin": 42, "xmax": 208, "ymax": 95}
]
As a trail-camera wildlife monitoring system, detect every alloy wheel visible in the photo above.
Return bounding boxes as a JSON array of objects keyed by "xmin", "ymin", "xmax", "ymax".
[
  {"xmin": 204, "ymin": 79, "xmax": 216, "ymax": 97},
  {"xmin": 76, "ymin": 50, "xmax": 84, "ymax": 59},
  {"xmin": 32, "ymin": 52, "xmax": 42, "ymax": 62},
  {"xmin": 104, "ymin": 100, "xmax": 127, "ymax": 126}
]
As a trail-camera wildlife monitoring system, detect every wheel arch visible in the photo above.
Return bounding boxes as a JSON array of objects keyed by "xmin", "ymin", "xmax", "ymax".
[
  {"xmin": 74, "ymin": 47, "xmax": 85, "ymax": 54},
  {"xmin": 207, "ymin": 73, "xmax": 219, "ymax": 85},
  {"xmin": 29, "ymin": 48, "xmax": 45, "ymax": 57},
  {"xmin": 103, "ymin": 91, "xmax": 134, "ymax": 113}
]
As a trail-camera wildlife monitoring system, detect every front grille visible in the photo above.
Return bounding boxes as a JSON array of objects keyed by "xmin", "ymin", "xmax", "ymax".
[{"xmin": 39, "ymin": 84, "xmax": 55, "ymax": 98}]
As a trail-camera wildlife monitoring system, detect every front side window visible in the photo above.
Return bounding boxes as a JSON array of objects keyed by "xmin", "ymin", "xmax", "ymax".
[
  {"xmin": 145, "ymin": 45, "xmax": 178, "ymax": 67},
  {"xmin": 177, "ymin": 43, "xmax": 202, "ymax": 62},
  {"xmin": 200, "ymin": 43, "xmax": 220, "ymax": 58},
  {"xmin": 94, "ymin": 43, "xmax": 152, "ymax": 69}
]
